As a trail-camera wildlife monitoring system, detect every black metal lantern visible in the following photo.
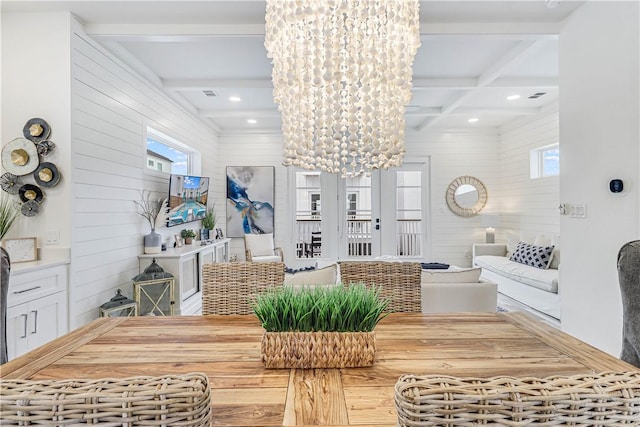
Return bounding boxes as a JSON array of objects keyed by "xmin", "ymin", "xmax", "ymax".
[
  {"xmin": 133, "ymin": 258, "xmax": 176, "ymax": 316},
  {"xmin": 99, "ymin": 289, "xmax": 138, "ymax": 317}
]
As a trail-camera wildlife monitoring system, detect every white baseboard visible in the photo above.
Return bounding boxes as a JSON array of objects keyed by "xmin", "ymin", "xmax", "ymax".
[{"xmin": 498, "ymin": 292, "xmax": 561, "ymax": 329}]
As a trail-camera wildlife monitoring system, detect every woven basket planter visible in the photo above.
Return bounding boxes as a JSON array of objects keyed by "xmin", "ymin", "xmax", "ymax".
[{"xmin": 261, "ymin": 331, "xmax": 376, "ymax": 368}]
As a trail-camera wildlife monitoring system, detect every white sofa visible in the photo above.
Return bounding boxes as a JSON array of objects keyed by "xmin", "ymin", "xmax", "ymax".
[
  {"xmin": 473, "ymin": 238, "xmax": 560, "ymax": 321},
  {"xmin": 284, "ymin": 263, "xmax": 498, "ymax": 313}
]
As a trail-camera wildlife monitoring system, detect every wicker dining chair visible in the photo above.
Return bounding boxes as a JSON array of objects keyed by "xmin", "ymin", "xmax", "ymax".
[
  {"xmin": 395, "ymin": 372, "xmax": 640, "ymax": 426},
  {"xmin": 0, "ymin": 373, "xmax": 211, "ymax": 426},
  {"xmin": 201, "ymin": 261, "xmax": 285, "ymax": 315},
  {"xmin": 338, "ymin": 261, "xmax": 422, "ymax": 312}
]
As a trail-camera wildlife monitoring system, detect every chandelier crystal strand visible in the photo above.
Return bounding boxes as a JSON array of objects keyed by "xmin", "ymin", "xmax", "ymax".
[{"xmin": 265, "ymin": 0, "xmax": 420, "ymax": 177}]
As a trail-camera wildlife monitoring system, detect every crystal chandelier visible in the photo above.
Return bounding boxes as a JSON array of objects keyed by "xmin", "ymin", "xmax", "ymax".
[{"xmin": 265, "ymin": 0, "xmax": 421, "ymax": 177}]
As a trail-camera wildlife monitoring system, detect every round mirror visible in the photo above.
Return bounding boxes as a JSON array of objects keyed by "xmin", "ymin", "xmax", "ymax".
[
  {"xmin": 446, "ymin": 176, "xmax": 487, "ymax": 217},
  {"xmin": 454, "ymin": 184, "xmax": 479, "ymax": 208}
]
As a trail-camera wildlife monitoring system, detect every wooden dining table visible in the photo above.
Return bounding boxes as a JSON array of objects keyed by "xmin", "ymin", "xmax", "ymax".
[{"xmin": 1, "ymin": 312, "xmax": 636, "ymax": 426}]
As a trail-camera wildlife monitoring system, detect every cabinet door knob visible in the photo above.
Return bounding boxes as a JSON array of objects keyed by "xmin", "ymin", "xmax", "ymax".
[{"xmin": 31, "ymin": 310, "xmax": 38, "ymax": 334}]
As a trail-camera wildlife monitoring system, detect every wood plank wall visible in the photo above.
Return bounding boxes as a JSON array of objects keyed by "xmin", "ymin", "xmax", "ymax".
[
  {"xmin": 406, "ymin": 132, "xmax": 501, "ymax": 267},
  {"xmin": 69, "ymin": 23, "xmax": 219, "ymax": 328},
  {"xmin": 498, "ymin": 106, "xmax": 560, "ymax": 238}
]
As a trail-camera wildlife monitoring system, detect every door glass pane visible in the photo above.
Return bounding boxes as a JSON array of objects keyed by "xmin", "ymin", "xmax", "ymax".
[
  {"xmin": 396, "ymin": 171, "xmax": 422, "ymax": 256},
  {"xmin": 295, "ymin": 171, "xmax": 321, "ymax": 258},
  {"xmin": 346, "ymin": 175, "xmax": 372, "ymax": 257}
]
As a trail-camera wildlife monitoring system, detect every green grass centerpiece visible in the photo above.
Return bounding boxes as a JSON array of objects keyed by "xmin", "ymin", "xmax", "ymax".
[{"xmin": 252, "ymin": 284, "xmax": 389, "ymax": 369}]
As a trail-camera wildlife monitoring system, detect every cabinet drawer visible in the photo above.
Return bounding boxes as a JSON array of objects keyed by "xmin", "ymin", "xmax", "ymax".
[{"xmin": 8, "ymin": 264, "xmax": 67, "ymax": 307}]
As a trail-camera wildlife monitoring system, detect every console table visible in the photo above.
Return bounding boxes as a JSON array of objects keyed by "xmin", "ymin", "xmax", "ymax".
[{"xmin": 138, "ymin": 238, "xmax": 230, "ymax": 315}]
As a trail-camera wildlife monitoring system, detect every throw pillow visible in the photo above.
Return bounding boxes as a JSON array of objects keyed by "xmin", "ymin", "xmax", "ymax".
[
  {"xmin": 284, "ymin": 264, "xmax": 337, "ymax": 287},
  {"xmin": 509, "ymin": 241, "xmax": 554, "ymax": 269},
  {"xmin": 421, "ymin": 267, "xmax": 482, "ymax": 284}
]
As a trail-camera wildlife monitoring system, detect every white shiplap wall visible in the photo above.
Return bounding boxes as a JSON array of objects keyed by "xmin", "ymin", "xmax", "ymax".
[
  {"xmin": 406, "ymin": 131, "xmax": 501, "ymax": 267},
  {"xmin": 70, "ymin": 22, "xmax": 219, "ymax": 328},
  {"xmin": 218, "ymin": 131, "xmax": 501, "ymax": 269},
  {"xmin": 498, "ymin": 105, "xmax": 560, "ymax": 236}
]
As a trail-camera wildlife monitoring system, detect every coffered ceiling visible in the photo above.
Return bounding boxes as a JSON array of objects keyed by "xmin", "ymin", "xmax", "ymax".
[{"xmin": 2, "ymin": 1, "xmax": 584, "ymax": 135}]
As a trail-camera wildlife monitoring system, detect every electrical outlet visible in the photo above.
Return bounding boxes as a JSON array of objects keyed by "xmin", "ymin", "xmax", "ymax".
[
  {"xmin": 45, "ymin": 231, "xmax": 59, "ymax": 245},
  {"xmin": 571, "ymin": 204, "xmax": 587, "ymax": 218}
]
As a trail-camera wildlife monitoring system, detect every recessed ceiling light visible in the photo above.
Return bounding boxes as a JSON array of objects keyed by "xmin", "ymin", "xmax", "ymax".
[
  {"xmin": 506, "ymin": 94, "xmax": 521, "ymax": 101},
  {"xmin": 229, "ymin": 96, "xmax": 242, "ymax": 102},
  {"xmin": 247, "ymin": 119, "xmax": 257, "ymax": 124},
  {"xmin": 468, "ymin": 118, "xmax": 479, "ymax": 123}
]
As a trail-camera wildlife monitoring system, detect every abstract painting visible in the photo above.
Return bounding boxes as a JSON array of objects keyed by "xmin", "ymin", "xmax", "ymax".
[{"xmin": 226, "ymin": 166, "xmax": 275, "ymax": 237}]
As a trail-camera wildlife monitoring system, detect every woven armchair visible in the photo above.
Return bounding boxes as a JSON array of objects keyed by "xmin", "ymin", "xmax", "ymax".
[
  {"xmin": 395, "ymin": 372, "xmax": 640, "ymax": 426},
  {"xmin": 201, "ymin": 262, "xmax": 285, "ymax": 315},
  {"xmin": 0, "ymin": 373, "xmax": 211, "ymax": 426},
  {"xmin": 338, "ymin": 261, "xmax": 422, "ymax": 312}
]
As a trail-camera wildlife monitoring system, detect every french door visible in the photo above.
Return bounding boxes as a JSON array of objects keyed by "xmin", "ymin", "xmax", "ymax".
[{"xmin": 292, "ymin": 162, "xmax": 428, "ymax": 261}]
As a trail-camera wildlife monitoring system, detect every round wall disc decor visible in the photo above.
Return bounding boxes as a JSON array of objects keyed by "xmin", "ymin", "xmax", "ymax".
[
  {"xmin": 34, "ymin": 162, "xmax": 60, "ymax": 187},
  {"xmin": 23, "ymin": 118, "xmax": 51, "ymax": 142},
  {"xmin": 21, "ymin": 200, "xmax": 40, "ymax": 217},
  {"xmin": 18, "ymin": 184, "xmax": 44, "ymax": 204},
  {"xmin": 0, "ymin": 173, "xmax": 23, "ymax": 195},
  {"xmin": 1, "ymin": 138, "xmax": 40, "ymax": 176}
]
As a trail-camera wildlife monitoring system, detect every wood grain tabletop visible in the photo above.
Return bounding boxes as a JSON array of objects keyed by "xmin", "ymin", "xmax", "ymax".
[{"xmin": 1, "ymin": 312, "xmax": 635, "ymax": 426}]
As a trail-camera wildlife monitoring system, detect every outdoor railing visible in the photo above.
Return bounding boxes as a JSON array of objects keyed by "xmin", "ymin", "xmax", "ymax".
[{"xmin": 295, "ymin": 218, "xmax": 422, "ymax": 258}]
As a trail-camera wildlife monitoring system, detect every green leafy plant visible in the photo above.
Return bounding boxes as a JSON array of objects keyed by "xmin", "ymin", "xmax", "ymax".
[
  {"xmin": 202, "ymin": 206, "xmax": 216, "ymax": 230},
  {"xmin": 0, "ymin": 192, "xmax": 20, "ymax": 240},
  {"xmin": 252, "ymin": 284, "xmax": 389, "ymax": 333},
  {"xmin": 181, "ymin": 229, "xmax": 196, "ymax": 238},
  {"xmin": 133, "ymin": 190, "xmax": 161, "ymax": 231}
]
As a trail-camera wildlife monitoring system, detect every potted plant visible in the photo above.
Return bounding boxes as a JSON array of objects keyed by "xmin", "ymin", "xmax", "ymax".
[
  {"xmin": 133, "ymin": 190, "xmax": 162, "ymax": 254},
  {"xmin": 252, "ymin": 284, "xmax": 389, "ymax": 368},
  {"xmin": 181, "ymin": 229, "xmax": 196, "ymax": 245},
  {"xmin": 201, "ymin": 206, "xmax": 216, "ymax": 240}
]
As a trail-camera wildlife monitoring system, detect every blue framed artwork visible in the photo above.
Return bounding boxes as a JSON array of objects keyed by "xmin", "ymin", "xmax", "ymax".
[{"xmin": 226, "ymin": 166, "xmax": 275, "ymax": 237}]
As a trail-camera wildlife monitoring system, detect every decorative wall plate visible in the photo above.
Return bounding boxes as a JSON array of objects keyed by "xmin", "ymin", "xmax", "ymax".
[
  {"xmin": 34, "ymin": 162, "xmax": 60, "ymax": 187},
  {"xmin": 21, "ymin": 200, "xmax": 40, "ymax": 217},
  {"xmin": 36, "ymin": 140, "xmax": 56, "ymax": 157},
  {"xmin": 1, "ymin": 138, "xmax": 40, "ymax": 176},
  {"xmin": 18, "ymin": 184, "xmax": 44, "ymax": 204},
  {"xmin": 0, "ymin": 173, "xmax": 23, "ymax": 195},
  {"xmin": 23, "ymin": 118, "xmax": 51, "ymax": 142}
]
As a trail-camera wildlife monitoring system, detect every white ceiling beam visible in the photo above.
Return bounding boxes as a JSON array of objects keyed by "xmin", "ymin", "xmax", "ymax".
[
  {"xmin": 412, "ymin": 78, "xmax": 477, "ymax": 90},
  {"xmin": 477, "ymin": 40, "xmax": 541, "ymax": 87},
  {"xmin": 488, "ymin": 77, "xmax": 558, "ymax": 88},
  {"xmin": 164, "ymin": 79, "xmax": 272, "ymax": 90},
  {"xmin": 420, "ymin": 23, "xmax": 561, "ymax": 36},
  {"xmin": 165, "ymin": 76, "xmax": 558, "ymax": 92},
  {"xmin": 86, "ymin": 23, "xmax": 560, "ymax": 39},
  {"xmin": 450, "ymin": 107, "xmax": 542, "ymax": 116},
  {"xmin": 416, "ymin": 39, "xmax": 546, "ymax": 131},
  {"xmin": 86, "ymin": 24, "xmax": 265, "ymax": 39},
  {"xmin": 199, "ymin": 109, "xmax": 280, "ymax": 119}
]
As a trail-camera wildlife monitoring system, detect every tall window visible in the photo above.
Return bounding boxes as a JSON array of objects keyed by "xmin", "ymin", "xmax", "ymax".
[
  {"xmin": 396, "ymin": 171, "xmax": 422, "ymax": 256},
  {"xmin": 530, "ymin": 143, "xmax": 559, "ymax": 179},
  {"xmin": 146, "ymin": 127, "xmax": 190, "ymax": 174},
  {"xmin": 295, "ymin": 172, "xmax": 321, "ymax": 258}
]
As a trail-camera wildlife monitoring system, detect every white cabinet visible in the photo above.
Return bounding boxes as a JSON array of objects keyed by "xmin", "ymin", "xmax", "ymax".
[
  {"xmin": 7, "ymin": 263, "xmax": 68, "ymax": 361},
  {"xmin": 138, "ymin": 239, "xmax": 230, "ymax": 316}
]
